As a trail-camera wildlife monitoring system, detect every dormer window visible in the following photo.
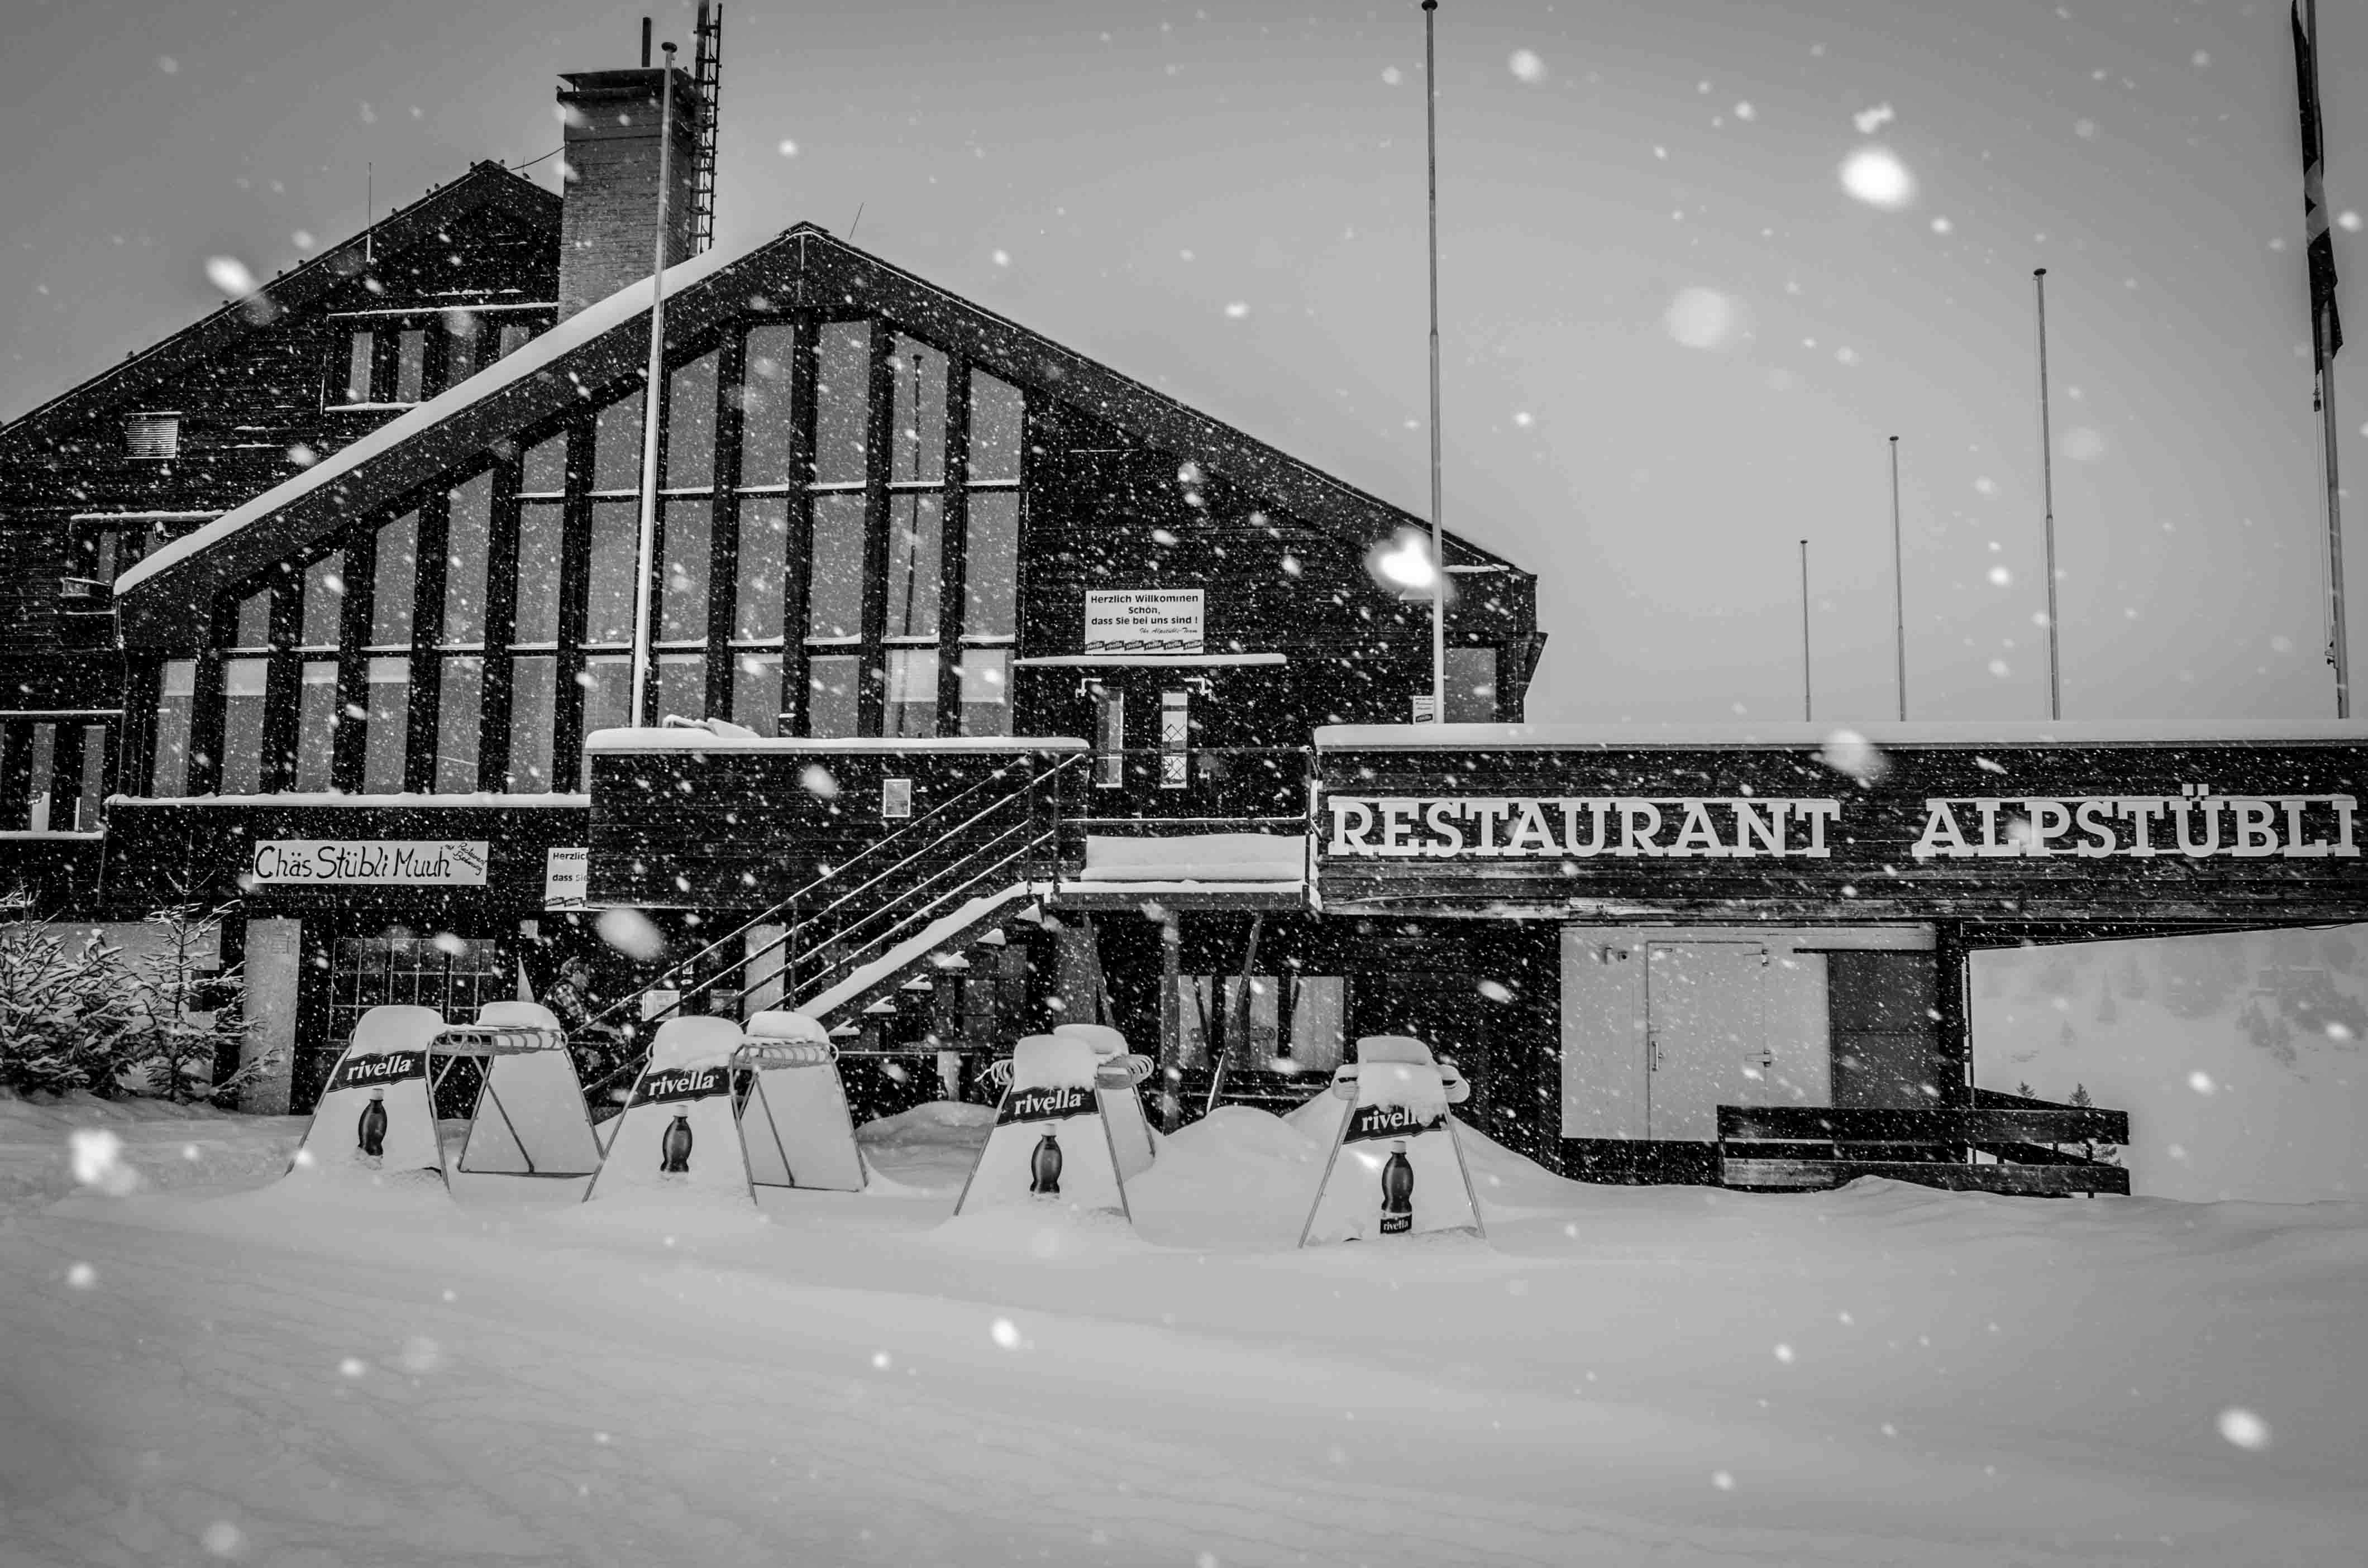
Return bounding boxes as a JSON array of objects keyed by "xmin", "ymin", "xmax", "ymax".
[{"xmin": 123, "ymin": 412, "xmax": 181, "ymax": 460}]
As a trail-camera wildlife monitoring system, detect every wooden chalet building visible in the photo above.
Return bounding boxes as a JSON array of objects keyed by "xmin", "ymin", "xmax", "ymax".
[{"xmin": 11, "ymin": 41, "xmax": 2368, "ymax": 1195}]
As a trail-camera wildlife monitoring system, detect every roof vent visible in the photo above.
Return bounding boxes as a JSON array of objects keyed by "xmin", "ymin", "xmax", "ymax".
[{"xmin": 123, "ymin": 412, "xmax": 182, "ymax": 460}]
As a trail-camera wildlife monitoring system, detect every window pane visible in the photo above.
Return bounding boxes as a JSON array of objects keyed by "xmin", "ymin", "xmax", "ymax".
[
  {"xmin": 586, "ymin": 500, "xmax": 638, "ymax": 646},
  {"xmin": 890, "ymin": 336, "xmax": 946, "ymax": 484},
  {"xmin": 806, "ymin": 655, "xmax": 859, "ymax": 739},
  {"xmin": 806, "ymin": 494, "xmax": 865, "ymax": 640},
  {"xmin": 733, "ymin": 496, "xmax": 788, "ymax": 641},
  {"xmin": 295, "ymin": 661, "xmax": 339, "ymax": 791},
  {"xmin": 577, "ymin": 656, "xmax": 632, "ymax": 785},
  {"xmin": 364, "ymin": 657, "xmax": 410, "ymax": 792},
  {"xmin": 1444, "ymin": 647, "xmax": 1498, "ymax": 723},
  {"xmin": 151, "ymin": 660, "xmax": 195, "ymax": 796},
  {"xmin": 814, "ymin": 321, "xmax": 870, "ymax": 484},
  {"xmin": 443, "ymin": 308, "xmax": 484, "ymax": 383},
  {"xmin": 341, "ymin": 331, "xmax": 373, "ymax": 403},
  {"xmin": 968, "ymin": 370, "xmax": 1023, "ymax": 483},
  {"xmin": 593, "ymin": 389, "xmax": 646, "ymax": 491},
  {"xmin": 219, "ymin": 657, "xmax": 269, "ymax": 795},
  {"xmin": 507, "ymin": 655, "xmax": 556, "ymax": 791},
  {"xmin": 663, "ymin": 352, "xmax": 718, "ymax": 489},
  {"xmin": 885, "ymin": 493, "xmax": 942, "ymax": 640},
  {"xmin": 963, "ymin": 491, "xmax": 1019, "ymax": 638},
  {"xmin": 1287, "ymin": 977, "xmax": 1348, "ymax": 1071},
  {"xmin": 656, "ymin": 652, "xmax": 705, "ymax": 723},
  {"xmin": 660, "ymin": 499, "xmax": 710, "ymax": 643},
  {"xmin": 513, "ymin": 503, "xmax": 562, "ymax": 644},
  {"xmin": 74, "ymin": 724, "xmax": 107, "ymax": 831},
  {"xmin": 522, "ymin": 432, "xmax": 567, "ymax": 495},
  {"xmin": 885, "ymin": 649, "xmax": 937, "ymax": 738},
  {"xmin": 371, "ymin": 514, "xmax": 418, "ymax": 645},
  {"xmin": 394, "ymin": 329, "xmax": 427, "ymax": 403},
  {"xmin": 739, "ymin": 323, "xmax": 796, "ymax": 487},
  {"xmin": 234, "ymin": 586, "xmax": 272, "ymax": 649},
  {"xmin": 441, "ymin": 471, "xmax": 493, "ymax": 645},
  {"xmin": 498, "ymin": 321, "xmax": 534, "ymax": 360},
  {"xmin": 732, "ymin": 652, "xmax": 782, "ymax": 737},
  {"xmin": 435, "ymin": 658, "xmax": 483, "ymax": 792},
  {"xmin": 958, "ymin": 649, "xmax": 1010, "ymax": 737},
  {"xmin": 23, "ymin": 724, "xmax": 56, "ymax": 830},
  {"xmin": 300, "ymin": 552, "xmax": 345, "ymax": 647}
]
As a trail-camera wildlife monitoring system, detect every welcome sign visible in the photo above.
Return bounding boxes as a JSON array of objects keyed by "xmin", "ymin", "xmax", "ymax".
[{"xmin": 250, "ymin": 839, "xmax": 489, "ymax": 887}]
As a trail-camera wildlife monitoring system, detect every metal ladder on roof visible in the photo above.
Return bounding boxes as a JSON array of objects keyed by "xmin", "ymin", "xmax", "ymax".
[{"xmin": 688, "ymin": 2, "xmax": 725, "ymax": 255}]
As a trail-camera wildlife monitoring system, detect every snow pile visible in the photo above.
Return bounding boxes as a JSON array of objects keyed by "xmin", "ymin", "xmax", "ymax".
[
  {"xmin": 854, "ymin": 1098, "xmax": 994, "ymax": 1193},
  {"xmin": 5, "ymin": 1094, "xmax": 2367, "ymax": 1565},
  {"xmin": 0, "ymin": 1092, "xmax": 302, "ymax": 1211},
  {"xmin": 1081, "ymin": 831, "xmax": 1304, "ymax": 882}
]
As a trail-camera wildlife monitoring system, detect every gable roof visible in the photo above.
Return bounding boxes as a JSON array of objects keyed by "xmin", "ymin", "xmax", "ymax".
[
  {"xmin": 117, "ymin": 223, "xmax": 1526, "ymax": 643},
  {"xmin": 1, "ymin": 161, "xmax": 557, "ymax": 442}
]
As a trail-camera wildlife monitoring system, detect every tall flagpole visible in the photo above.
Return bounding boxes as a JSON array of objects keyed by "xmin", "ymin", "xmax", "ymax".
[
  {"xmin": 1799, "ymin": 539, "xmax": 1812, "ymax": 722},
  {"xmin": 2304, "ymin": 0, "xmax": 2348, "ymax": 717},
  {"xmin": 629, "ymin": 44, "xmax": 679, "ymax": 729},
  {"xmin": 2034, "ymin": 267, "xmax": 2062, "ymax": 720},
  {"xmin": 1422, "ymin": 0, "xmax": 1446, "ymax": 721},
  {"xmin": 1890, "ymin": 435, "xmax": 1907, "ymax": 721}
]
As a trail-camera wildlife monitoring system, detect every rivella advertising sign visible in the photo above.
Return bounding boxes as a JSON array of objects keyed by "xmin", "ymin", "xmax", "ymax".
[{"xmin": 1314, "ymin": 738, "xmax": 2368, "ymax": 925}]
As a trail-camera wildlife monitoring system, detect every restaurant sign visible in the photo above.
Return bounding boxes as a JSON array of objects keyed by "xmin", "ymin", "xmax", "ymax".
[
  {"xmin": 247, "ymin": 839, "xmax": 490, "ymax": 887},
  {"xmin": 1325, "ymin": 792, "xmax": 2361, "ymax": 862}
]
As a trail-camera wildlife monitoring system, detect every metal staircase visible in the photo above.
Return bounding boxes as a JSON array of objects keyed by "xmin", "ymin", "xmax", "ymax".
[{"xmin": 593, "ymin": 752, "xmax": 1083, "ymax": 1040}]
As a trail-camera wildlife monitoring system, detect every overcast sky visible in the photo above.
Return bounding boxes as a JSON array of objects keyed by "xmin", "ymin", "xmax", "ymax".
[{"xmin": 5, "ymin": 0, "xmax": 2364, "ymax": 729}]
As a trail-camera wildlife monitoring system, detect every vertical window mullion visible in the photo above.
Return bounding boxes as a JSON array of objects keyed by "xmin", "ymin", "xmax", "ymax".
[
  {"xmin": 858, "ymin": 327, "xmax": 894, "ymax": 735},
  {"xmin": 188, "ymin": 596, "xmax": 232, "ymax": 797},
  {"xmin": 555, "ymin": 422, "xmax": 594, "ymax": 785},
  {"xmin": 786, "ymin": 318, "xmax": 818, "ymax": 734},
  {"xmin": 479, "ymin": 455, "xmax": 522, "ymax": 790},
  {"xmin": 706, "ymin": 330, "xmax": 746, "ymax": 722},
  {"xmin": 406, "ymin": 491, "xmax": 451, "ymax": 793},
  {"xmin": 333, "ymin": 524, "xmax": 378, "ymax": 793},
  {"xmin": 937, "ymin": 352, "xmax": 973, "ymax": 726}
]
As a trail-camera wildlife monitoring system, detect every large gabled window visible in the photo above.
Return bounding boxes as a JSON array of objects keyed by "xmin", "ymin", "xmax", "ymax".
[
  {"xmin": 324, "ymin": 308, "xmax": 552, "ymax": 410},
  {"xmin": 180, "ymin": 310, "xmax": 1032, "ymax": 799}
]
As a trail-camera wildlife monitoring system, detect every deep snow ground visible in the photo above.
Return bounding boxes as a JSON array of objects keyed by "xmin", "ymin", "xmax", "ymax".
[{"xmin": 1, "ymin": 1093, "xmax": 2361, "ymax": 1567}]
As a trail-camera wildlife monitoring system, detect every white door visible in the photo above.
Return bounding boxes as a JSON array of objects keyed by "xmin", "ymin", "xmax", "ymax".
[
  {"xmin": 1560, "ymin": 931, "xmax": 1646, "ymax": 1138},
  {"xmin": 1645, "ymin": 943, "xmax": 1768, "ymax": 1141}
]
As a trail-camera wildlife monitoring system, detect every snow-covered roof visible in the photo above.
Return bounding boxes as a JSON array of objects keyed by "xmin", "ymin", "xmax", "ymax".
[
  {"xmin": 1011, "ymin": 653, "xmax": 1287, "ymax": 668},
  {"xmin": 583, "ymin": 728, "xmax": 1087, "ymax": 755},
  {"xmin": 117, "ymin": 236, "xmax": 756, "ymax": 596},
  {"xmin": 1316, "ymin": 720, "xmax": 2368, "ymax": 750}
]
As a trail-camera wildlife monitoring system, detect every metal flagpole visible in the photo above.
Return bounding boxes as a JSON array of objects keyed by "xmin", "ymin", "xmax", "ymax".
[
  {"xmin": 2034, "ymin": 267, "xmax": 2061, "ymax": 721},
  {"xmin": 1890, "ymin": 436, "xmax": 1907, "ymax": 721},
  {"xmin": 1799, "ymin": 539, "xmax": 1812, "ymax": 722},
  {"xmin": 1422, "ymin": 0, "xmax": 1446, "ymax": 722},
  {"xmin": 2305, "ymin": 0, "xmax": 2348, "ymax": 717},
  {"xmin": 629, "ymin": 43, "xmax": 679, "ymax": 729}
]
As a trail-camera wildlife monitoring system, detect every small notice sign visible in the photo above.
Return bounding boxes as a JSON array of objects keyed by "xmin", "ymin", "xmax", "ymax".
[
  {"xmin": 249, "ymin": 840, "xmax": 488, "ymax": 887},
  {"xmin": 1084, "ymin": 589, "xmax": 1204, "ymax": 653},
  {"xmin": 544, "ymin": 847, "xmax": 590, "ymax": 910}
]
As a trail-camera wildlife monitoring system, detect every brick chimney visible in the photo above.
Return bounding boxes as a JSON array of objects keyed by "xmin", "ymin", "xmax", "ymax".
[{"xmin": 555, "ymin": 65, "xmax": 701, "ymax": 319}]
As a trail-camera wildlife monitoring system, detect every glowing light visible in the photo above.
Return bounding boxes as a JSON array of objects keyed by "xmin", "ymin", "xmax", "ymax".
[
  {"xmin": 1840, "ymin": 146, "xmax": 1916, "ymax": 209},
  {"xmin": 1372, "ymin": 532, "xmax": 1438, "ymax": 591}
]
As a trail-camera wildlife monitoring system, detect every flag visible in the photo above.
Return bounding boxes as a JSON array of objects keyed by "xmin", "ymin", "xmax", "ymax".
[{"xmin": 2295, "ymin": 3, "xmax": 2343, "ymax": 390}]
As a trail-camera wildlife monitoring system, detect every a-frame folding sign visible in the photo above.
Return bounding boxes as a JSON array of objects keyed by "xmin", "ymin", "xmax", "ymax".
[
  {"xmin": 956, "ymin": 1032, "xmax": 1134, "ymax": 1219},
  {"xmin": 291, "ymin": 1004, "xmax": 447, "ymax": 1183},
  {"xmin": 586, "ymin": 1016, "xmax": 752, "ymax": 1203},
  {"xmin": 1053, "ymin": 1022, "xmax": 1157, "ymax": 1185},
  {"xmin": 1300, "ymin": 1035, "xmax": 1486, "ymax": 1246},
  {"xmin": 737, "ymin": 1010, "xmax": 866, "ymax": 1192},
  {"xmin": 450, "ymin": 1002, "xmax": 602, "ymax": 1178}
]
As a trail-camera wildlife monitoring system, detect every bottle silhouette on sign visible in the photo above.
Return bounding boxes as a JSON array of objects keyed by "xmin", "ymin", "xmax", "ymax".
[
  {"xmin": 357, "ymin": 1087, "xmax": 388, "ymax": 1159},
  {"xmin": 660, "ymin": 1112, "xmax": 694, "ymax": 1174},
  {"xmin": 1029, "ymin": 1129, "xmax": 1062, "ymax": 1195},
  {"xmin": 1380, "ymin": 1139, "xmax": 1414, "ymax": 1234}
]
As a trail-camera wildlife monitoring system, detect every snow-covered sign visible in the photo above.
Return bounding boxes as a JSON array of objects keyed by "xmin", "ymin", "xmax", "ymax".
[
  {"xmin": 586, "ymin": 1017, "xmax": 753, "ymax": 1204},
  {"xmin": 955, "ymin": 1033, "xmax": 1133, "ymax": 1218},
  {"xmin": 736, "ymin": 1011, "xmax": 866, "ymax": 1192},
  {"xmin": 543, "ymin": 847, "xmax": 590, "ymax": 910},
  {"xmin": 447, "ymin": 1002, "xmax": 602, "ymax": 1179},
  {"xmin": 250, "ymin": 839, "xmax": 488, "ymax": 887},
  {"xmin": 288, "ymin": 1005, "xmax": 447, "ymax": 1183},
  {"xmin": 1084, "ymin": 589, "xmax": 1202, "ymax": 653},
  {"xmin": 1300, "ymin": 1035, "xmax": 1483, "ymax": 1246}
]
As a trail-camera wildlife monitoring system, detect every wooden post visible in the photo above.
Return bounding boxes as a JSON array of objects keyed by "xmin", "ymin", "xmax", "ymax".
[{"xmin": 1158, "ymin": 911, "xmax": 1182, "ymax": 1131}]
